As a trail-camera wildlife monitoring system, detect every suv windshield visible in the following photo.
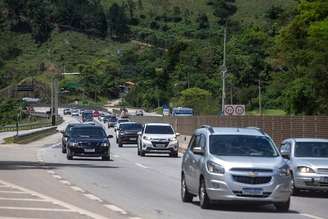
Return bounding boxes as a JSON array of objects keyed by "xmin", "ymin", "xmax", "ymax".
[
  {"xmin": 120, "ymin": 123, "xmax": 143, "ymax": 131},
  {"xmin": 71, "ymin": 127, "xmax": 106, "ymax": 138},
  {"xmin": 295, "ymin": 142, "xmax": 328, "ymax": 158},
  {"xmin": 145, "ymin": 125, "xmax": 174, "ymax": 134},
  {"xmin": 209, "ymin": 135, "xmax": 278, "ymax": 157}
]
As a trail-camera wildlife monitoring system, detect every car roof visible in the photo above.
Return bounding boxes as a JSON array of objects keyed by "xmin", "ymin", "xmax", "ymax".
[
  {"xmin": 71, "ymin": 124, "xmax": 102, "ymax": 129},
  {"xmin": 289, "ymin": 138, "xmax": 328, "ymax": 143},
  {"xmin": 197, "ymin": 127, "xmax": 267, "ymax": 136},
  {"xmin": 119, "ymin": 122, "xmax": 139, "ymax": 125},
  {"xmin": 145, "ymin": 123, "xmax": 172, "ymax": 126}
]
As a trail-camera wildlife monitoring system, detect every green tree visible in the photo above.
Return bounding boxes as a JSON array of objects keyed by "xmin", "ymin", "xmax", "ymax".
[{"xmin": 107, "ymin": 3, "xmax": 130, "ymax": 41}]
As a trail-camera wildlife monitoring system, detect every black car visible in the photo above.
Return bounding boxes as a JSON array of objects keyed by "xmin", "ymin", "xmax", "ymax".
[
  {"xmin": 65, "ymin": 125, "xmax": 113, "ymax": 160},
  {"xmin": 117, "ymin": 122, "xmax": 143, "ymax": 147},
  {"xmin": 61, "ymin": 123, "xmax": 80, "ymax": 153}
]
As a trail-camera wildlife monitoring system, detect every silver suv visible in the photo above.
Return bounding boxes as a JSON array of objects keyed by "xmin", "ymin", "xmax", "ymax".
[
  {"xmin": 280, "ymin": 138, "xmax": 328, "ymax": 194},
  {"xmin": 181, "ymin": 126, "xmax": 291, "ymax": 211},
  {"xmin": 138, "ymin": 123, "xmax": 179, "ymax": 157}
]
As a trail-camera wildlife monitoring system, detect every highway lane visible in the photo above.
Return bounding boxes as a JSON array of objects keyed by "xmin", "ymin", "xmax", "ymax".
[{"xmin": 38, "ymin": 118, "xmax": 328, "ymax": 219}]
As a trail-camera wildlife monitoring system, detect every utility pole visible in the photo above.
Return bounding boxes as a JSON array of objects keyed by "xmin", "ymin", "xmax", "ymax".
[
  {"xmin": 221, "ymin": 23, "xmax": 228, "ymax": 115},
  {"xmin": 258, "ymin": 79, "xmax": 262, "ymax": 115}
]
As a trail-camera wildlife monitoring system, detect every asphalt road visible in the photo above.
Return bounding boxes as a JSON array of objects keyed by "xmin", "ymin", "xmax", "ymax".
[{"xmin": 33, "ymin": 116, "xmax": 328, "ymax": 219}]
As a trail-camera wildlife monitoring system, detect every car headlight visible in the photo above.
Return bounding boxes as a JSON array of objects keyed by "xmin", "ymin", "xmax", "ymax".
[
  {"xmin": 169, "ymin": 137, "xmax": 177, "ymax": 141},
  {"xmin": 297, "ymin": 166, "xmax": 315, "ymax": 173},
  {"xmin": 143, "ymin": 136, "xmax": 151, "ymax": 140},
  {"xmin": 101, "ymin": 142, "xmax": 109, "ymax": 147},
  {"xmin": 207, "ymin": 161, "xmax": 225, "ymax": 174},
  {"xmin": 69, "ymin": 142, "xmax": 78, "ymax": 147},
  {"xmin": 278, "ymin": 166, "xmax": 291, "ymax": 176}
]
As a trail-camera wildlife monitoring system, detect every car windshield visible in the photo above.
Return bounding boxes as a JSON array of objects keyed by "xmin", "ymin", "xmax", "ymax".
[
  {"xmin": 71, "ymin": 127, "xmax": 106, "ymax": 138},
  {"xmin": 145, "ymin": 125, "xmax": 174, "ymax": 134},
  {"xmin": 209, "ymin": 135, "xmax": 279, "ymax": 157},
  {"xmin": 118, "ymin": 119, "xmax": 129, "ymax": 123},
  {"xmin": 120, "ymin": 123, "xmax": 143, "ymax": 131},
  {"xmin": 294, "ymin": 142, "xmax": 328, "ymax": 158}
]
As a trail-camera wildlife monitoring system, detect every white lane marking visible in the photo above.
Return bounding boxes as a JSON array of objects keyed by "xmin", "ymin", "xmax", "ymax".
[
  {"xmin": 0, "ymin": 180, "xmax": 109, "ymax": 219},
  {"xmin": 135, "ymin": 163, "xmax": 148, "ymax": 169},
  {"xmin": 0, "ymin": 191, "xmax": 27, "ymax": 194},
  {"xmin": 129, "ymin": 217, "xmax": 143, "ymax": 219},
  {"xmin": 0, "ymin": 217, "xmax": 40, "ymax": 219},
  {"xmin": 84, "ymin": 194, "xmax": 103, "ymax": 202},
  {"xmin": 0, "ymin": 206, "xmax": 73, "ymax": 212},
  {"xmin": 70, "ymin": 186, "xmax": 85, "ymax": 193},
  {"xmin": 59, "ymin": 180, "xmax": 71, "ymax": 185},
  {"xmin": 0, "ymin": 197, "xmax": 47, "ymax": 202},
  {"xmin": 0, "ymin": 185, "xmax": 10, "ymax": 188},
  {"xmin": 47, "ymin": 170, "xmax": 55, "ymax": 174},
  {"xmin": 104, "ymin": 204, "xmax": 127, "ymax": 215},
  {"xmin": 300, "ymin": 213, "xmax": 325, "ymax": 219},
  {"xmin": 53, "ymin": 175, "xmax": 62, "ymax": 179}
]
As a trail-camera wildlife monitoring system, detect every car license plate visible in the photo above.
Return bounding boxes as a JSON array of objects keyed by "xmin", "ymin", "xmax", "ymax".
[
  {"xmin": 242, "ymin": 188, "xmax": 263, "ymax": 196},
  {"xmin": 130, "ymin": 138, "xmax": 137, "ymax": 141},
  {"xmin": 84, "ymin": 148, "xmax": 95, "ymax": 153},
  {"xmin": 156, "ymin": 144, "xmax": 165, "ymax": 148},
  {"xmin": 319, "ymin": 177, "xmax": 328, "ymax": 183}
]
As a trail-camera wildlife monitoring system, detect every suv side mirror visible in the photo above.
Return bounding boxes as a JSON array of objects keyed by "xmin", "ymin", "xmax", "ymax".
[
  {"xmin": 176, "ymin": 133, "xmax": 181, "ymax": 136},
  {"xmin": 280, "ymin": 148, "xmax": 290, "ymax": 159},
  {"xmin": 193, "ymin": 147, "xmax": 204, "ymax": 155},
  {"xmin": 137, "ymin": 131, "xmax": 142, "ymax": 135},
  {"xmin": 59, "ymin": 130, "xmax": 65, "ymax": 134}
]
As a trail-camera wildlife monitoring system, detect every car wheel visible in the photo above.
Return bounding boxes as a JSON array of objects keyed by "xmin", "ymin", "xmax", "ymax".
[
  {"xmin": 140, "ymin": 150, "xmax": 146, "ymax": 157},
  {"xmin": 66, "ymin": 151, "xmax": 73, "ymax": 160},
  {"xmin": 170, "ymin": 151, "xmax": 178, "ymax": 157},
  {"xmin": 102, "ymin": 155, "xmax": 110, "ymax": 161},
  {"xmin": 62, "ymin": 145, "xmax": 67, "ymax": 154},
  {"xmin": 118, "ymin": 143, "xmax": 123, "ymax": 147},
  {"xmin": 274, "ymin": 198, "xmax": 290, "ymax": 212},
  {"xmin": 181, "ymin": 174, "xmax": 193, "ymax": 202},
  {"xmin": 199, "ymin": 178, "xmax": 211, "ymax": 209}
]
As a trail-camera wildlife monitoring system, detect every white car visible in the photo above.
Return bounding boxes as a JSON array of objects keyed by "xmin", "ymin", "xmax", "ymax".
[
  {"xmin": 71, "ymin": 109, "xmax": 80, "ymax": 116},
  {"xmin": 137, "ymin": 123, "xmax": 180, "ymax": 157}
]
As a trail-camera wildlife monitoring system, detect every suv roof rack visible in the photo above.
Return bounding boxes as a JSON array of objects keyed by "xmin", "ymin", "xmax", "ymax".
[
  {"xmin": 246, "ymin": 127, "xmax": 266, "ymax": 135},
  {"xmin": 200, "ymin": 125, "xmax": 214, "ymax": 133}
]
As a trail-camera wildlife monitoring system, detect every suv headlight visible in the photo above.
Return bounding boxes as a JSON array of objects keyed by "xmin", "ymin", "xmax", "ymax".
[
  {"xmin": 101, "ymin": 142, "xmax": 109, "ymax": 147},
  {"xmin": 278, "ymin": 166, "xmax": 291, "ymax": 176},
  {"xmin": 207, "ymin": 161, "xmax": 225, "ymax": 174},
  {"xmin": 169, "ymin": 137, "xmax": 177, "ymax": 142},
  {"xmin": 69, "ymin": 142, "xmax": 78, "ymax": 147},
  {"xmin": 297, "ymin": 166, "xmax": 315, "ymax": 173},
  {"xmin": 143, "ymin": 136, "xmax": 151, "ymax": 140}
]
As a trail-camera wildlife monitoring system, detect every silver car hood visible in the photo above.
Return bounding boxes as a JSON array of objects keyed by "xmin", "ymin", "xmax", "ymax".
[
  {"xmin": 212, "ymin": 155, "xmax": 285, "ymax": 170},
  {"xmin": 293, "ymin": 158, "xmax": 328, "ymax": 168}
]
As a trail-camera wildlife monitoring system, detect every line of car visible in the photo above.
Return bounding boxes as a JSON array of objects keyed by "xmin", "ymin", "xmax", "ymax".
[{"xmin": 59, "ymin": 111, "xmax": 328, "ymax": 212}]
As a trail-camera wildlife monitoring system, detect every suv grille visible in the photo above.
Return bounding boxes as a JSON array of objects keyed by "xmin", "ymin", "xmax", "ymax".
[
  {"xmin": 232, "ymin": 175, "xmax": 271, "ymax": 185},
  {"xmin": 317, "ymin": 168, "xmax": 328, "ymax": 174},
  {"xmin": 230, "ymin": 168, "xmax": 273, "ymax": 173}
]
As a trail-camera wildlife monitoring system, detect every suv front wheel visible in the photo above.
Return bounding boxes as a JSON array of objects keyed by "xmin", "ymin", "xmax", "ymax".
[
  {"xmin": 199, "ymin": 178, "xmax": 211, "ymax": 209},
  {"xmin": 274, "ymin": 198, "xmax": 290, "ymax": 212},
  {"xmin": 181, "ymin": 174, "xmax": 193, "ymax": 202}
]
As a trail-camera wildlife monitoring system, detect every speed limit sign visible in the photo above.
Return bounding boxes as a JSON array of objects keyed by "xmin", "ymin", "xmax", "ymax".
[{"xmin": 224, "ymin": 105, "xmax": 245, "ymax": 116}]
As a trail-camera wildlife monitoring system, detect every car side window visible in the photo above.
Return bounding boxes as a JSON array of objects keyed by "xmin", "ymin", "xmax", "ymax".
[
  {"xmin": 190, "ymin": 135, "xmax": 201, "ymax": 152},
  {"xmin": 188, "ymin": 135, "xmax": 196, "ymax": 150}
]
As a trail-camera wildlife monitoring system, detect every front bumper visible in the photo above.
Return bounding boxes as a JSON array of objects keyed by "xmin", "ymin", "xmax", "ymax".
[
  {"xmin": 205, "ymin": 172, "xmax": 291, "ymax": 203},
  {"xmin": 141, "ymin": 139, "xmax": 179, "ymax": 153},
  {"xmin": 294, "ymin": 173, "xmax": 328, "ymax": 190},
  {"xmin": 68, "ymin": 146, "xmax": 109, "ymax": 157}
]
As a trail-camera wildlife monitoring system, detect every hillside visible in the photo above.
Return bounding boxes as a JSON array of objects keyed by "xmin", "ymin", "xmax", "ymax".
[{"xmin": 1, "ymin": 0, "xmax": 327, "ymax": 115}]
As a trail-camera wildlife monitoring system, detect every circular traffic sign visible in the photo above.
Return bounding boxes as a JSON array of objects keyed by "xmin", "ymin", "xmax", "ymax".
[
  {"xmin": 224, "ymin": 105, "xmax": 234, "ymax": 115},
  {"xmin": 235, "ymin": 105, "xmax": 245, "ymax": 115}
]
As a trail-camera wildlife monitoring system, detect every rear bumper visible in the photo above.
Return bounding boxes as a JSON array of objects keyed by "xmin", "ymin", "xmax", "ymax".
[{"xmin": 118, "ymin": 135, "xmax": 138, "ymax": 144}]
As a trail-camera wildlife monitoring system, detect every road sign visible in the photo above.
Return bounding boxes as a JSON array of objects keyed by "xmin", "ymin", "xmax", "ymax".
[{"xmin": 224, "ymin": 105, "xmax": 246, "ymax": 116}]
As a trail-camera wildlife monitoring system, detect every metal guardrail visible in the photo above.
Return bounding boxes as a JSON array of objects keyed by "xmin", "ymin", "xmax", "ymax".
[
  {"xmin": 0, "ymin": 117, "xmax": 63, "ymax": 132},
  {"xmin": 30, "ymin": 112, "xmax": 50, "ymax": 118},
  {"xmin": 12, "ymin": 127, "xmax": 58, "ymax": 144}
]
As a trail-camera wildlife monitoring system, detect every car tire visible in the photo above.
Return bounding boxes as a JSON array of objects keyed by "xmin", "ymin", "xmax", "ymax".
[
  {"xmin": 62, "ymin": 145, "xmax": 67, "ymax": 154},
  {"xmin": 140, "ymin": 150, "xmax": 146, "ymax": 157},
  {"xmin": 137, "ymin": 147, "xmax": 141, "ymax": 156},
  {"xmin": 181, "ymin": 174, "xmax": 193, "ymax": 202},
  {"xmin": 291, "ymin": 174, "xmax": 300, "ymax": 195},
  {"xmin": 66, "ymin": 151, "xmax": 73, "ymax": 160},
  {"xmin": 199, "ymin": 178, "xmax": 211, "ymax": 209},
  {"xmin": 170, "ymin": 151, "xmax": 178, "ymax": 157},
  {"xmin": 274, "ymin": 198, "xmax": 290, "ymax": 212},
  {"xmin": 118, "ymin": 143, "xmax": 123, "ymax": 147},
  {"xmin": 102, "ymin": 155, "xmax": 110, "ymax": 161}
]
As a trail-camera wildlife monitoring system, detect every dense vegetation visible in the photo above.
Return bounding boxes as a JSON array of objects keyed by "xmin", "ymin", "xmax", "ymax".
[{"xmin": 0, "ymin": 0, "xmax": 327, "ymax": 115}]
